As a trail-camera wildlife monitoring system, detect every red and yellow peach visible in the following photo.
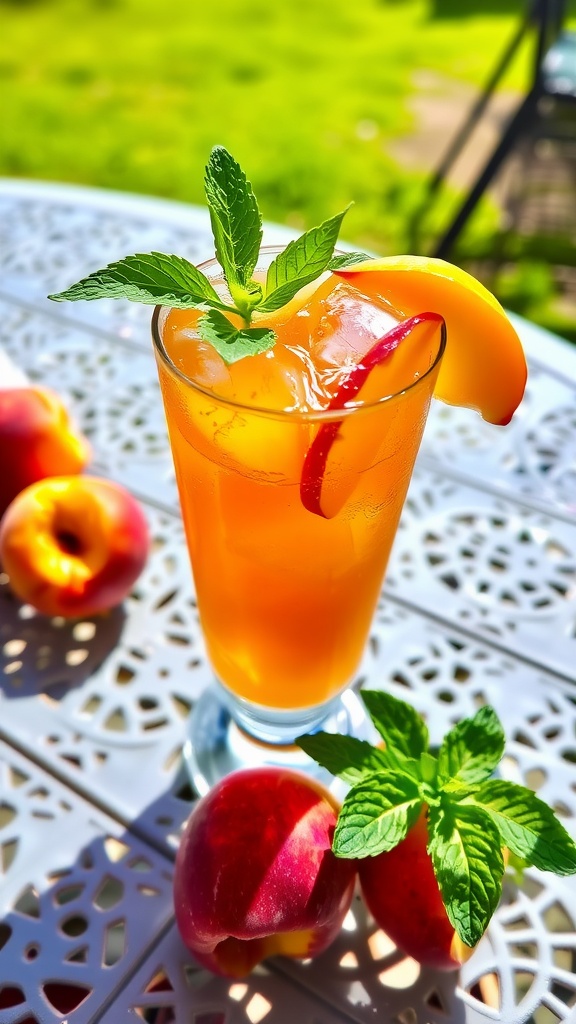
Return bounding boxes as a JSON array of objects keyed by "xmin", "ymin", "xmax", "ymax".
[
  {"xmin": 173, "ymin": 767, "xmax": 356, "ymax": 977},
  {"xmin": 0, "ymin": 387, "xmax": 90, "ymax": 515},
  {"xmin": 0, "ymin": 475, "xmax": 149, "ymax": 617},
  {"xmin": 358, "ymin": 810, "xmax": 474, "ymax": 971}
]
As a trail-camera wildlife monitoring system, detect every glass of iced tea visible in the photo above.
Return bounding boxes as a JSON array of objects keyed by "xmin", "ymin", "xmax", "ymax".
[{"xmin": 152, "ymin": 247, "xmax": 445, "ymax": 792}]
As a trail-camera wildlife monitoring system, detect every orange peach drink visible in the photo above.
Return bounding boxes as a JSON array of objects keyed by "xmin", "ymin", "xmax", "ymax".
[{"xmin": 153, "ymin": 253, "xmax": 525, "ymax": 712}]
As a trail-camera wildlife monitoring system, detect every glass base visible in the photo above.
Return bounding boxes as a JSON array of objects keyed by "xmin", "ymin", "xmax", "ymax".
[{"xmin": 183, "ymin": 685, "xmax": 373, "ymax": 797}]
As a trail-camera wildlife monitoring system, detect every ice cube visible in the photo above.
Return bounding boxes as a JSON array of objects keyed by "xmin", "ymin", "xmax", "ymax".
[
  {"xmin": 227, "ymin": 343, "xmax": 321, "ymax": 412},
  {"xmin": 310, "ymin": 280, "xmax": 401, "ymax": 396},
  {"xmin": 168, "ymin": 327, "xmax": 233, "ymax": 391}
]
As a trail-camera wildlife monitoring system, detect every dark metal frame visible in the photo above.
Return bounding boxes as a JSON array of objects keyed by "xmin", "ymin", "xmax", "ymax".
[{"xmin": 428, "ymin": 0, "xmax": 570, "ymax": 259}]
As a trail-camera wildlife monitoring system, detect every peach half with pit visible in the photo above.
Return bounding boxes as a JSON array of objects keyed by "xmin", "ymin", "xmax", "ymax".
[
  {"xmin": 0, "ymin": 475, "xmax": 150, "ymax": 618},
  {"xmin": 0, "ymin": 387, "xmax": 90, "ymax": 516},
  {"xmin": 173, "ymin": 766, "xmax": 357, "ymax": 977}
]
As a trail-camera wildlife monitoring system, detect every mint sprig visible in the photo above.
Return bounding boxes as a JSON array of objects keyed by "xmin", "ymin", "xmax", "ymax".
[
  {"xmin": 437, "ymin": 705, "xmax": 504, "ymax": 786},
  {"xmin": 292, "ymin": 733, "xmax": 392, "ymax": 786},
  {"xmin": 465, "ymin": 778, "xmax": 576, "ymax": 875},
  {"xmin": 361, "ymin": 689, "xmax": 429, "ymax": 767},
  {"xmin": 48, "ymin": 145, "xmax": 353, "ymax": 365},
  {"xmin": 328, "ymin": 251, "xmax": 372, "ymax": 270},
  {"xmin": 297, "ymin": 691, "xmax": 576, "ymax": 948}
]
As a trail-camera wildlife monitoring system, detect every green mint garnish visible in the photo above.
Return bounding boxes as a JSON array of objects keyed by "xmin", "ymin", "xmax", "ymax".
[
  {"xmin": 333, "ymin": 771, "xmax": 422, "ymax": 857},
  {"xmin": 258, "ymin": 209, "xmax": 350, "ymax": 313},
  {"xmin": 203, "ymin": 145, "xmax": 262, "ymax": 315},
  {"xmin": 437, "ymin": 705, "xmax": 504, "ymax": 786},
  {"xmin": 465, "ymin": 778, "xmax": 576, "ymax": 875},
  {"xmin": 428, "ymin": 800, "xmax": 504, "ymax": 946},
  {"xmin": 197, "ymin": 310, "xmax": 276, "ymax": 365},
  {"xmin": 297, "ymin": 691, "xmax": 576, "ymax": 948},
  {"xmin": 48, "ymin": 252, "xmax": 237, "ymax": 312},
  {"xmin": 361, "ymin": 689, "xmax": 429, "ymax": 767},
  {"xmin": 289, "ymin": 733, "xmax": 392, "ymax": 786},
  {"xmin": 48, "ymin": 145, "xmax": 353, "ymax": 365}
]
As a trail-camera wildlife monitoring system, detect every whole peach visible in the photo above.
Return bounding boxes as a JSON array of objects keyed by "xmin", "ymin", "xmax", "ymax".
[
  {"xmin": 174, "ymin": 767, "xmax": 356, "ymax": 977},
  {"xmin": 0, "ymin": 476, "xmax": 149, "ymax": 617},
  {"xmin": 358, "ymin": 810, "xmax": 474, "ymax": 970},
  {"xmin": 0, "ymin": 387, "xmax": 90, "ymax": 515}
]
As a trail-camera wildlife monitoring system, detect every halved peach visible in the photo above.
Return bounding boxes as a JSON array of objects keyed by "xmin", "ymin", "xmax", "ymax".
[{"xmin": 0, "ymin": 476, "xmax": 149, "ymax": 617}]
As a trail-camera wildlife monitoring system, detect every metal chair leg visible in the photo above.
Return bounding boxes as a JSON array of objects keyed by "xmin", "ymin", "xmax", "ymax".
[
  {"xmin": 429, "ymin": 13, "xmax": 532, "ymax": 196},
  {"xmin": 432, "ymin": 90, "xmax": 541, "ymax": 260}
]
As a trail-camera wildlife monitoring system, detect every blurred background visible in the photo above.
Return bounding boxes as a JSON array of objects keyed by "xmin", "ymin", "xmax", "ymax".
[{"xmin": 1, "ymin": 0, "xmax": 576, "ymax": 340}]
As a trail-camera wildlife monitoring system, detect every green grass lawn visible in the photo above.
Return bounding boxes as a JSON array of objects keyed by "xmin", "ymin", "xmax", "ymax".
[{"xmin": 2, "ymin": 0, "xmax": 575, "ymax": 336}]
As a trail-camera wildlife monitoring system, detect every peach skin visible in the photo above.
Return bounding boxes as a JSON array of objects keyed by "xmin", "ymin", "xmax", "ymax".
[
  {"xmin": 0, "ymin": 387, "xmax": 90, "ymax": 516},
  {"xmin": 174, "ymin": 767, "xmax": 356, "ymax": 977},
  {"xmin": 0, "ymin": 476, "xmax": 149, "ymax": 618},
  {"xmin": 358, "ymin": 809, "xmax": 475, "ymax": 971}
]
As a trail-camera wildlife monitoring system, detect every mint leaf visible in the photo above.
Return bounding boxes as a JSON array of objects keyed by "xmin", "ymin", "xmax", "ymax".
[
  {"xmin": 361, "ymin": 689, "xmax": 429, "ymax": 767},
  {"xmin": 48, "ymin": 252, "xmax": 235, "ymax": 311},
  {"xmin": 333, "ymin": 772, "xmax": 422, "ymax": 858},
  {"xmin": 204, "ymin": 146, "xmax": 262, "ymax": 291},
  {"xmin": 428, "ymin": 801, "xmax": 504, "ymax": 947},
  {"xmin": 197, "ymin": 310, "xmax": 275, "ymax": 365},
  {"xmin": 505, "ymin": 849, "xmax": 529, "ymax": 886},
  {"xmin": 420, "ymin": 751, "xmax": 438, "ymax": 786},
  {"xmin": 438, "ymin": 706, "xmax": 504, "ymax": 786},
  {"xmin": 296, "ymin": 732, "xmax": 394, "ymax": 785},
  {"xmin": 257, "ymin": 208, "xmax": 349, "ymax": 313},
  {"xmin": 467, "ymin": 779, "xmax": 576, "ymax": 875},
  {"xmin": 328, "ymin": 251, "xmax": 372, "ymax": 269}
]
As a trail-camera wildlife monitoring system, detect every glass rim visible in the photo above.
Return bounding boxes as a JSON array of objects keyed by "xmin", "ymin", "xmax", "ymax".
[{"xmin": 151, "ymin": 249, "xmax": 447, "ymax": 424}]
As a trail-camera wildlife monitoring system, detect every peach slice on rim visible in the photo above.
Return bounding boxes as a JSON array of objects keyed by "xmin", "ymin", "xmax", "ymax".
[
  {"xmin": 334, "ymin": 256, "xmax": 527, "ymax": 426},
  {"xmin": 300, "ymin": 312, "xmax": 446, "ymax": 518},
  {"xmin": 300, "ymin": 257, "xmax": 527, "ymax": 518}
]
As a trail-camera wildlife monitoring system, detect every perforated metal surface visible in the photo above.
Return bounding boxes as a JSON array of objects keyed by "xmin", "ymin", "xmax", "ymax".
[
  {"xmin": 0, "ymin": 181, "xmax": 575, "ymax": 1023},
  {"xmin": 0, "ymin": 741, "xmax": 174, "ymax": 1024}
]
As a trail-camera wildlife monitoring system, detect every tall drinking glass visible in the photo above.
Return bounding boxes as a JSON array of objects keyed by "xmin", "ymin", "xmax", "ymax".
[{"xmin": 152, "ymin": 249, "xmax": 445, "ymax": 793}]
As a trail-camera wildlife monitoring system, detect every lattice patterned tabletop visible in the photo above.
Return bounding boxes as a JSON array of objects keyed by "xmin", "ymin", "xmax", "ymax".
[{"xmin": 0, "ymin": 179, "xmax": 575, "ymax": 1024}]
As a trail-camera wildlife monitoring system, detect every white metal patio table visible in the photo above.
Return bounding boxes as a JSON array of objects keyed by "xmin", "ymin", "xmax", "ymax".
[{"xmin": 0, "ymin": 179, "xmax": 575, "ymax": 1024}]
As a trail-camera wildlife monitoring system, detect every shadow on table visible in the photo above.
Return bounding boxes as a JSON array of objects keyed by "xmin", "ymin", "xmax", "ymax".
[
  {"xmin": 0, "ymin": 818, "xmax": 468, "ymax": 1024},
  {"xmin": 0, "ymin": 570, "xmax": 126, "ymax": 701}
]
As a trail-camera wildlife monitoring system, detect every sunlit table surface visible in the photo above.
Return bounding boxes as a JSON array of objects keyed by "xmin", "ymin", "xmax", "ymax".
[{"xmin": 0, "ymin": 179, "xmax": 575, "ymax": 1024}]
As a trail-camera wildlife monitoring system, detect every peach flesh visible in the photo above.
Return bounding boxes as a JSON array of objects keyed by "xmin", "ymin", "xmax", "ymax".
[
  {"xmin": 0, "ymin": 476, "xmax": 149, "ymax": 617},
  {"xmin": 335, "ymin": 259, "xmax": 527, "ymax": 426}
]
